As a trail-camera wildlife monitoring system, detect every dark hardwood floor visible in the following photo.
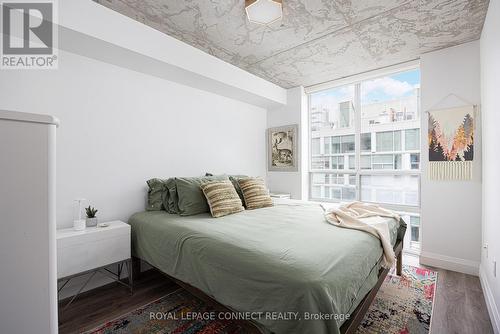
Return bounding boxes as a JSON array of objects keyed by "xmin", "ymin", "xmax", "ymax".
[
  {"xmin": 58, "ymin": 270, "xmax": 178, "ymax": 334},
  {"xmin": 59, "ymin": 255, "xmax": 494, "ymax": 334}
]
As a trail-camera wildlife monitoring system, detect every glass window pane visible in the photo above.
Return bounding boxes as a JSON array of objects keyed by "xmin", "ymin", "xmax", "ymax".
[
  {"xmin": 372, "ymin": 154, "xmax": 393, "ymax": 164},
  {"xmin": 361, "ymin": 69, "xmax": 421, "ymax": 128},
  {"xmin": 328, "ymin": 187, "xmax": 339, "ymax": 200},
  {"xmin": 394, "ymin": 131, "xmax": 401, "ymax": 151},
  {"xmin": 332, "ymin": 136, "xmax": 341, "ymax": 153},
  {"xmin": 376, "ymin": 131, "xmax": 393, "ymax": 152},
  {"xmin": 400, "ymin": 213, "xmax": 421, "ymax": 251},
  {"xmin": 410, "ymin": 216, "xmax": 420, "ymax": 226},
  {"xmin": 312, "ymin": 186, "xmax": 321, "ymax": 198},
  {"xmin": 312, "ymin": 173, "xmax": 326, "ymax": 184},
  {"xmin": 311, "ymin": 85, "xmax": 355, "ymax": 133},
  {"xmin": 410, "ymin": 153, "xmax": 420, "ymax": 170},
  {"xmin": 360, "ymin": 175, "xmax": 419, "ymax": 206},
  {"xmin": 331, "ymin": 156, "xmax": 337, "ymax": 170},
  {"xmin": 324, "ymin": 136, "xmax": 331, "ymax": 155},
  {"xmin": 312, "ymin": 138, "xmax": 320, "ymax": 155},
  {"xmin": 394, "ymin": 154, "xmax": 402, "ymax": 169},
  {"xmin": 360, "ymin": 68, "xmax": 421, "ymax": 171},
  {"xmin": 360, "ymin": 155, "xmax": 371, "ymax": 169},
  {"xmin": 361, "ymin": 133, "xmax": 371, "ymax": 152},
  {"xmin": 310, "ymin": 68, "xmax": 421, "ymax": 204},
  {"xmin": 405, "ymin": 191, "xmax": 418, "ymax": 205},
  {"xmin": 342, "ymin": 187, "xmax": 356, "ymax": 201},
  {"xmin": 310, "ymin": 85, "xmax": 355, "ymax": 176},
  {"xmin": 348, "ymin": 155, "xmax": 355, "ymax": 170},
  {"xmin": 310, "ymin": 173, "xmax": 356, "ymax": 201},
  {"xmin": 411, "ymin": 226, "xmax": 420, "ymax": 242},
  {"xmin": 341, "ymin": 135, "xmax": 355, "ymax": 153},
  {"xmin": 405, "ymin": 129, "xmax": 420, "ymax": 150},
  {"xmin": 338, "ymin": 156, "xmax": 344, "ymax": 169},
  {"xmin": 339, "ymin": 102, "xmax": 354, "ymax": 128},
  {"xmin": 312, "ymin": 156, "xmax": 326, "ymax": 169}
]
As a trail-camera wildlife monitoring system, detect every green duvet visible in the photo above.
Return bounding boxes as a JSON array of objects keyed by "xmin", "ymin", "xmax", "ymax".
[{"xmin": 129, "ymin": 199, "xmax": 400, "ymax": 334}]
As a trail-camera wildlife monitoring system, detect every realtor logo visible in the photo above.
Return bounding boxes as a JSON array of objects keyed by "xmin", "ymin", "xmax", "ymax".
[{"xmin": 1, "ymin": 0, "xmax": 58, "ymax": 69}]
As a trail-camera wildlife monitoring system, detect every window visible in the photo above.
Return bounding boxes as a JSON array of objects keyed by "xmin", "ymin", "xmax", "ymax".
[
  {"xmin": 309, "ymin": 67, "xmax": 421, "ymax": 240},
  {"xmin": 399, "ymin": 213, "xmax": 421, "ymax": 252},
  {"xmin": 310, "ymin": 84, "xmax": 356, "ymax": 200},
  {"xmin": 341, "ymin": 135, "xmax": 355, "ymax": 153},
  {"xmin": 376, "ymin": 131, "xmax": 401, "ymax": 152},
  {"xmin": 405, "ymin": 129, "xmax": 420, "ymax": 150},
  {"xmin": 310, "ymin": 68, "xmax": 420, "ymax": 202},
  {"xmin": 410, "ymin": 153, "xmax": 420, "ymax": 170},
  {"xmin": 410, "ymin": 216, "xmax": 420, "ymax": 243},
  {"xmin": 360, "ymin": 133, "xmax": 371, "ymax": 152},
  {"xmin": 361, "ymin": 175, "xmax": 419, "ymax": 206},
  {"xmin": 311, "ymin": 173, "xmax": 356, "ymax": 201},
  {"xmin": 312, "ymin": 138, "xmax": 320, "ymax": 155}
]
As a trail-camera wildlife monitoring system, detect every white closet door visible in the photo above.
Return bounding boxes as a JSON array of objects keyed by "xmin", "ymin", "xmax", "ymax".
[{"xmin": 0, "ymin": 110, "xmax": 58, "ymax": 334}]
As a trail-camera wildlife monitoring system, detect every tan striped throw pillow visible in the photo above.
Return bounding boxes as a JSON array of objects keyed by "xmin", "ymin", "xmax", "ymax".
[
  {"xmin": 238, "ymin": 177, "xmax": 273, "ymax": 210},
  {"xmin": 201, "ymin": 180, "xmax": 244, "ymax": 218}
]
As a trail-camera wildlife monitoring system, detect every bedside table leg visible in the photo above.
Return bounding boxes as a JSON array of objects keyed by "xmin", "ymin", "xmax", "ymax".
[
  {"xmin": 132, "ymin": 256, "xmax": 141, "ymax": 281},
  {"xmin": 128, "ymin": 259, "xmax": 133, "ymax": 294}
]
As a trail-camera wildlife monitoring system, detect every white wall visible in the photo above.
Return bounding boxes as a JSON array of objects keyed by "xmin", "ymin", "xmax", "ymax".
[
  {"xmin": 267, "ymin": 87, "xmax": 308, "ymax": 199},
  {"xmin": 480, "ymin": 0, "xmax": 500, "ymax": 331},
  {"xmin": 0, "ymin": 49, "xmax": 267, "ymax": 228},
  {"xmin": 419, "ymin": 41, "xmax": 482, "ymax": 275},
  {"xmin": 55, "ymin": 1, "xmax": 286, "ymax": 108}
]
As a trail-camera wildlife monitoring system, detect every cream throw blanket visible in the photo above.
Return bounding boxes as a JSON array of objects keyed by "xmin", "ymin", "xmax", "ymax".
[{"xmin": 323, "ymin": 202, "xmax": 400, "ymax": 269}]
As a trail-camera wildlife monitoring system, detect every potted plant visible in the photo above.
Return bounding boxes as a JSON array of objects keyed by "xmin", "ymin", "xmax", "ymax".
[{"xmin": 85, "ymin": 206, "xmax": 98, "ymax": 227}]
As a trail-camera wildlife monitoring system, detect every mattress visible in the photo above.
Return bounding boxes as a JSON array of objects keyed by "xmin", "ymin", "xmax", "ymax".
[{"xmin": 128, "ymin": 199, "xmax": 401, "ymax": 334}]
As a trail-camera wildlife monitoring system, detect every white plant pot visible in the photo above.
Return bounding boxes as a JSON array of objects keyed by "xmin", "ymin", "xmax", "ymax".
[{"xmin": 86, "ymin": 217, "xmax": 98, "ymax": 227}]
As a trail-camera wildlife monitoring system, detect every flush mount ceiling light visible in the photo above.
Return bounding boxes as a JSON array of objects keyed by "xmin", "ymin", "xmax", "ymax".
[{"xmin": 245, "ymin": 0, "xmax": 283, "ymax": 25}]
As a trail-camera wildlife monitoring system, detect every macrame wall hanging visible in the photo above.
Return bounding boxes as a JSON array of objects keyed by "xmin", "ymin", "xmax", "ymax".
[{"xmin": 427, "ymin": 94, "xmax": 476, "ymax": 181}]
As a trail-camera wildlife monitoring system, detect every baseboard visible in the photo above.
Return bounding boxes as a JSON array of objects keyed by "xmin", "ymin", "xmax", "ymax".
[
  {"xmin": 419, "ymin": 251, "xmax": 480, "ymax": 276},
  {"xmin": 480, "ymin": 265, "xmax": 500, "ymax": 334}
]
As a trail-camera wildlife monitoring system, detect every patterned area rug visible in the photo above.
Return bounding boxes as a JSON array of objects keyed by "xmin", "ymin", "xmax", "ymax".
[
  {"xmin": 357, "ymin": 265, "xmax": 438, "ymax": 334},
  {"xmin": 87, "ymin": 265, "xmax": 437, "ymax": 334},
  {"xmin": 85, "ymin": 288, "xmax": 249, "ymax": 334}
]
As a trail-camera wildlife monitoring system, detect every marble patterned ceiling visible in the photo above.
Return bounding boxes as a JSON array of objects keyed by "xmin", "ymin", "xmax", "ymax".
[{"xmin": 94, "ymin": 0, "xmax": 489, "ymax": 88}]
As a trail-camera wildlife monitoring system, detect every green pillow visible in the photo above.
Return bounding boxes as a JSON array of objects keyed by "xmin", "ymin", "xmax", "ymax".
[
  {"xmin": 176, "ymin": 175, "xmax": 228, "ymax": 216},
  {"xmin": 165, "ymin": 178, "xmax": 179, "ymax": 214},
  {"xmin": 229, "ymin": 175, "xmax": 247, "ymax": 205},
  {"xmin": 161, "ymin": 184, "xmax": 170, "ymax": 213},
  {"xmin": 146, "ymin": 178, "xmax": 167, "ymax": 211}
]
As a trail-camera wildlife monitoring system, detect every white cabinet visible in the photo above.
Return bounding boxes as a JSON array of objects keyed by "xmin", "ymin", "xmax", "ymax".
[
  {"xmin": 0, "ymin": 110, "xmax": 59, "ymax": 334},
  {"xmin": 57, "ymin": 221, "xmax": 131, "ymax": 279}
]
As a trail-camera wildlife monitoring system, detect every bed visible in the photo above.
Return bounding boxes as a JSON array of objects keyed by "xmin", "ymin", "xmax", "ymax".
[{"xmin": 129, "ymin": 199, "xmax": 406, "ymax": 334}]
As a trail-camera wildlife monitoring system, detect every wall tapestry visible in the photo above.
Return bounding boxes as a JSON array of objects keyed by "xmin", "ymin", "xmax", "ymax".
[
  {"xmin": 268, "ymin": 124, "xmax": 298, "ymax": 172},
  {"xmin": 428, "ymin": 105, "xmax": 474, "ymax": 180}
]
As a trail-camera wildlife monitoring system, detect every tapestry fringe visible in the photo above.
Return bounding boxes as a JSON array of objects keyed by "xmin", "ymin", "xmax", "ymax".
[{"xmin": 428, "ymin": 161, "xmax": 472, "ymax": 180}]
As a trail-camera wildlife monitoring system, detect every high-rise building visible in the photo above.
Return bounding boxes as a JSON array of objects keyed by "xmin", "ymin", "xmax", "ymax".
[
  {"xmin": 339, "ymin": 101, "xmax": 354, "ymax": 128},
  {"xmin": 310, "ymin": 105, "xmax": 330, "ymax": 131},
  {"xmin": 310, "ymin": 88, "xmax": 420, "ymax": 205}
]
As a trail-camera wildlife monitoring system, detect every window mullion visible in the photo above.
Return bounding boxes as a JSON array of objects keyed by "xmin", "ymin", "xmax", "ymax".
[{"xmin": 354, "ymin": 82, "xmax": 361, "ymax": 201}]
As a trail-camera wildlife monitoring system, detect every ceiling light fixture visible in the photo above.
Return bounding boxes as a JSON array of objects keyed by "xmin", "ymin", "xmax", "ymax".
[{"xmin": 245, "ymin": 0, "xmax": 283, "ymax": 25}]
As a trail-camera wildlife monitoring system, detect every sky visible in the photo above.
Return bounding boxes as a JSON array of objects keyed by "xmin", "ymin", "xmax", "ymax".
[{"xmin": 311, "ymin": 69, "xmax": 420, "ymax": 109}]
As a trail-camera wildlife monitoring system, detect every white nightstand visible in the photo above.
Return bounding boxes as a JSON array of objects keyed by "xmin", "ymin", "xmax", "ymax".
[
  {"xmin": 270, "ymin": 192, "xmax": 291, "ymax": 199},
  {"xmin": 57, "ymin": 221, "xmax": 132, "ymax": 312}
]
